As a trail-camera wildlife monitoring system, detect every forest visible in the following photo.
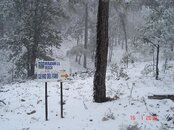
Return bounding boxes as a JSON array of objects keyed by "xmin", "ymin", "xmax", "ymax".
[{"xmin": 0, "ymin": 0, "xmax": 174, "ymax": 130}]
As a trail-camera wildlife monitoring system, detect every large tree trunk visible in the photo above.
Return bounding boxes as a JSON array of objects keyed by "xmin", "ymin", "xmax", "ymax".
[
  {"xmin": 83, "ymin": 3, "xmax": 88, "ymax": 68},
  {"xmin": 93, "ymin": 0, "xmax": 110, "ymax": 103}
]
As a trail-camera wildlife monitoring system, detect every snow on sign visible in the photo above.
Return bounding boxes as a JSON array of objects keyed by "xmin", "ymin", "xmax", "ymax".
[{"xmin": 35, "ymin": 61, "xmax": 69, "ymax": 82}]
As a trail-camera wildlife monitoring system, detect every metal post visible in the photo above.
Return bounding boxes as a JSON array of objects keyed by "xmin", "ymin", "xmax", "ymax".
[
  {"xmin": 45, "ymin": 82, "xmax": 48, "ymax": 121},
  {"xmin": 60, "ymin": 82, "xmax": 64, "ymax": 118}
]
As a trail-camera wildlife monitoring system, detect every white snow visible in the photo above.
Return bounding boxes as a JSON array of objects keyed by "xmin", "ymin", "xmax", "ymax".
[{"xmin": 1, "ymin": 61, "xmax": 174, "ymax": 130}]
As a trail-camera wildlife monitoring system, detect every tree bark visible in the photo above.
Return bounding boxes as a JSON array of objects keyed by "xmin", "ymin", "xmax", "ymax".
[{"xmin": 93, "ymin": 0, "xmax": 109, "ymax": 103}]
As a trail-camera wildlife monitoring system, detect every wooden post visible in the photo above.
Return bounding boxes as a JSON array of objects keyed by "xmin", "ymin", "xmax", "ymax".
[
  {"xmin": 45, "ymin": 82, "xmax": 48, "ymax": 121},
  {"xmin": 156, "ymin": 45, "xmax": 159, "ymax": 80},
  {"xmin": 60, "ymin": 82, "xmax": 64, "ymax": 118}
]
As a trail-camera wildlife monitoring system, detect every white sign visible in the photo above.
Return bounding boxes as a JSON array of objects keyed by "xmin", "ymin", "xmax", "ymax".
[{"xmin": 35, "ymin": 61, "xmax": 69, "ymax": 82}]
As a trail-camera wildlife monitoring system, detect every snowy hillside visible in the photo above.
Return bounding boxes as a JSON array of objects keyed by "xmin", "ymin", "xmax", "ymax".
[{"xmin": 1, "ymin": 62, "xmax": 174, "ymax": 130}]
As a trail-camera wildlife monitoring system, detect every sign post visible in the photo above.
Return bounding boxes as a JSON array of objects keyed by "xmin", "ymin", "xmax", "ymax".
[
  {"xmin": 59, "ymin": 70, "xmax": 70, "ymax": 118},
  {"xmin": 60, "ymin": 82, "xmax": 63, "ymax": 118},
  {"xmin": 45, "ymin": 82, "xmax": 48, "ymax": 121},
  {"xmin": 35, "ymin": 61, "xmax": 70, "ymax": 120}
]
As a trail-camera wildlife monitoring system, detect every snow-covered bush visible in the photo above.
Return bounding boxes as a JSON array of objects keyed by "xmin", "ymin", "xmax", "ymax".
[
  {"xmin": 121, "ymin": 52, "xmax": 136, "ymax": 66},
  {"xmin": 110, "ymin": 63, "xmax": 119, "ymax": 79},
  {"xmin": 110, "ymin": 63, "xmax": 129, "ymax": 80},
  {"xmin": 141, "ymin": 64, "xmax": 154, "ymax": 76}
]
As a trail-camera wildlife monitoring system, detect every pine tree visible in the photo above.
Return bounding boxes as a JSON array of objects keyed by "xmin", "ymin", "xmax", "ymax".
[{"xmin": 1, "ymin": 0, "xmax": 63, "ymax": 78}]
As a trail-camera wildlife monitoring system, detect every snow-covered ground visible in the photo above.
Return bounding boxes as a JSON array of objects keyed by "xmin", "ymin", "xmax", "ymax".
[{"xmin": 1, "ymin": 61, "xmax": 174, "ymax": 130}]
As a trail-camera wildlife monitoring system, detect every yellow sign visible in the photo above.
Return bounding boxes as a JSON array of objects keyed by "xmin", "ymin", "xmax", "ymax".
[{"xmin": 60, "ymin": 70, "xmax": 70, "ymax": 81}]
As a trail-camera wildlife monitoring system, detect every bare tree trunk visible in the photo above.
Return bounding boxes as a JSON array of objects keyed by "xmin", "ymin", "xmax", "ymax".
[
  {"xmin": 27, "ymin": 46, "xmax": 31, "ymax": 77},
  {"xmin": 121, "ymin": 18, "xmax": 128, "ymax": 67},
  {"xmin": 91, "ymin": 50, "xmax": 95, "ymax": 62},
  {"xmin": 75, "ymin": 55, "xmax": 78, "ymax": 62},
  {"xmin": 75, "ymin": 37, "xmax": 79, "ymax": 62},
  {"xmin": 114, "ymin": 38, "xmax": 117, "ymax": 46},
  {"xmin": 109, "ymin": 38, "xmax": 113, "ymax": 63},
  {"xmin": 0, "ymin": 14, "xmax": 3, "ymax": 37},
  {"xmin": 11, "ymin": 64, "xmax": 14, "ymax": 82},
  {"xmin": 156, "ymin": 45, "xmax": 159, "ymax": 80},
  {"xmin": 171, "ymin": 44, "xmax": 173, "ymax": 52},
  {"xmin": 152, "ymin": 47, "xmax": 155, "ymax": 71},
  {"xmin": 122, "ymin": 40, "xmax": 124, "ymax": 49},
  {"xmin": 164, "ymin": 58, "xmax": 168, "ymax": 73},
  {"xmin": 83, "ymin": 3, "xmax": 88, "ymax": 68},
  {"xmin": 117, "ymin": 27, "xmax": 121, "ymax": 46},
  {"xmin": 118, "ymin": 11, "xmax": 128, "ymax": 67},
  {"xmin": 78, "ymin": 54, "xmax": 82, "ymax": 65},
  {"xmin": 50, "ymin": 44, "xmax": 53, "ymax": 56},
  {"xmin": 94, "ymin": 0, "xmax": 110, "ymax": 103},
  {"xmin": 30, "ymin": 0, "xmax": 39, "ymax": 79},
  {"xmin": 169, "ymin": 44, "xmax": 173, "ymax": 60},
  {"xmin": 144, "ymin": 38, "xmax": 160, "ymax": 80},
  {"xmin": 122, "ymin": 22, "xmax": 128, "ymax": 53},
  {"xmin": 30, "ymin": 45, "xmax": 37, "ymax": 78}
]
